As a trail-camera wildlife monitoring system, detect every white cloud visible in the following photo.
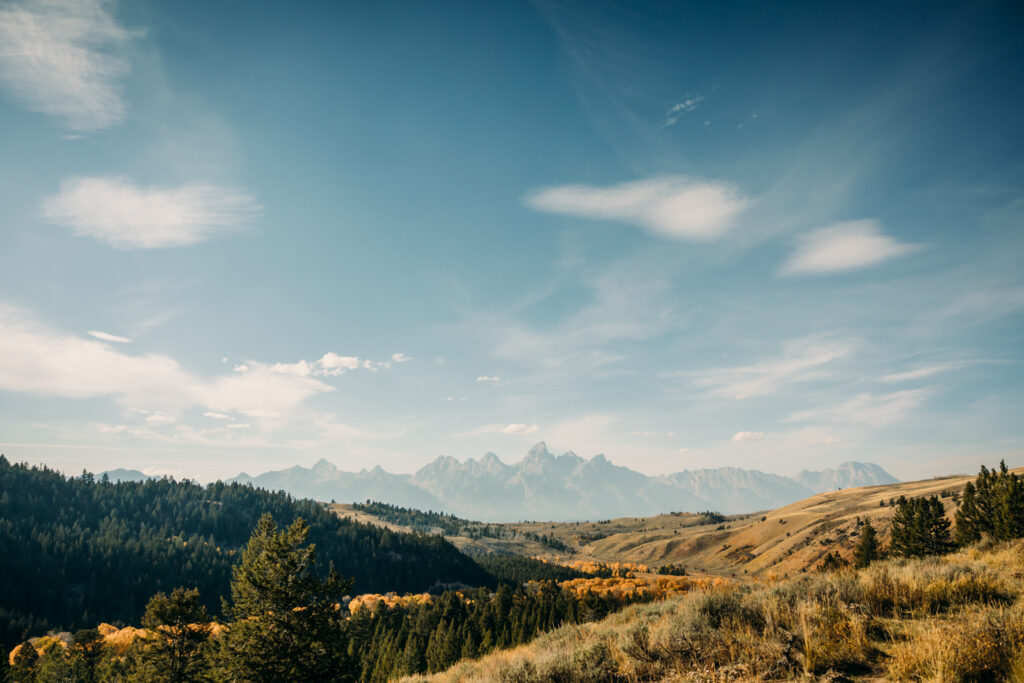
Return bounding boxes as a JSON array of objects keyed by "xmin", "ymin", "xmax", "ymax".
[
  {"xmin": 226, "ymin": 423, "xmax": 250, "ymax": 430},
  {"xmin": 0, "ymin": 302, "xmax": 334, "ymax": 419},
  {"xmin": 42, "ymin": 176, "xmax": 261, "ymax": 249},
  {"xmin": 880, "ymin": 363, "xmax": 964, "ymax": 383},
  {"xmin": 663, "ymin": 94, "xmax": 704, "ymax": 126},
  {"xmin": 269, "ymin": 360, "xmax": 315, "ymax": 377},
  {"xmin": 732, "ymin": 431, "xmax": 764, "ymax": 442},
  {"xmin": 390, "ymin": 352, "xmax": 411, "ymax": 363},
  {"xmin": 87, "ymin": 330, "xmax": 130, "ymax": 343},
  {"xmin": 524, "ymin": 175, "xmax": 748, "ymax": 241},
  {"xmin": 144, "ymin": 412, "xmax": 175, "ymax": 425},
  {"xmin": 781, "ymin": 219, "xmax": 919, "ymax": 275},
  {"xmin": 0, "ymin": 0, "xmax": 137, "ymax": 131},
  {"xmin": 467, "ymin": 423, "xmax": 540, "ymax": 436},
  {"xmin": 203, "ymin": 411, "xmax": 230, "ymax": 420},
  {"xmin": 690, "ymin": 335, "xmax": 856, "ymax": 399},
  {"xmin": 316, "ymin": 352, "xmax": 388, "ymax": 376},
  {"xmin": 786, "ymin": 389, "xmax": 931, "ymax": 426},
  {"xmin": 476, "ymin": 375, "xmax": 503, "ymax": 383}
]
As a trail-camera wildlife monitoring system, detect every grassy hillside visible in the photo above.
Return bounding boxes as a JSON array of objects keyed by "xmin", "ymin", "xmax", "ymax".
[
  {"xmin": 569, "ymin": 472, "xmax": 999, "ymax": 578},
  {"xmin": 404, "ymin": 539, "xmax": 1024, "ymax": 682},
  {"xmin": 341, "ymin": 470, "xmax": 1024, "ymax": 579}
]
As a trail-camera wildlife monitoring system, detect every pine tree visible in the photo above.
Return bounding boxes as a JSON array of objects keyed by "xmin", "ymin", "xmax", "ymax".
[
  {"xmin": 9, "ymin": 642, "xmax": 39, "ymax": 683},
  {"xmin": 69, "ymin": 629, "xmax": 104, "ymax": 683},
  {"xmin": 35, "ymin": 641, "xmax": 72, "ymax": 683},
  {"xmin": 890, "ymin": 495, "xmax": 950, "ymax": 557},
  {"xmin": 853, "ymin": 520, "xmax": 880, "ymax": 568},
  {"xmin": 955, "ymin": 481, "xmax": 983, "ymax": 545},
  {"xmin": 955, "ymin": 461, "xmax": 1024, "ymax": 543},
  {"xmin": 132, "ymin": 588, "xmax": 211, "ymax": 683},
  {"xmin": 218, "ymin": 514, "xmax": 354, "ymax": 683}
]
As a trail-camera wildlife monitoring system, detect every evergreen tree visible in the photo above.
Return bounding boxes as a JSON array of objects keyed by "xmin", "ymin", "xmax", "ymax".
[
  {"xmin": 132, "ymin": 588, "xmax": 211, "ymax": 683},
  {"xmin": 955, "ymin": 461, "xmax": 1024, "ymax": 543},
  {"xmin": 9, "ymin": 642, "xmax": 39, "ymax": 683},
  {"xmin": 35, "ymin": 641, "xmax": 72, "ymax": 683},
  {"xmin": 69, "ymin": 629, "xmax": 104, "ymax": 683},
  {"xmin": 890, "ymin": 495, "xmax": 951, "ymax": 557},
  {"xmin": 218, "ymin": 514, "xmax": 354, "ymax": 682},
  {"xmin": 853, "ymin": 521, "xmax": 879, "ymax": 568},
  {"xmin": 817, "ymin": 551, "xmax": 848, "ymax": 572}
]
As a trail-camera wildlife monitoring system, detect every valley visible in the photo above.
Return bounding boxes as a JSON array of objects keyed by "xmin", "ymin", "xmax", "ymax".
[{"xmin": 334, "ymin": 468, "xmax": 1012, "ymax": 579}]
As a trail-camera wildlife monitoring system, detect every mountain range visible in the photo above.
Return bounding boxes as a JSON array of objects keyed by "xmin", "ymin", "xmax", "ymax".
[{"xmin": 219, "ymin": 442, "xmax": 898, "ymax": 521}]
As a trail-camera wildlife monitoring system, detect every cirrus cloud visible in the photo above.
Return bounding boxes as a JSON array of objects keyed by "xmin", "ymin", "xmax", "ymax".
[
  {"xmin": 0, "ymin": 0, "xmax": 138, "ymax": 132},
  {"xmin": 87, "ymin": 330, "xmax": 130, "ymax": 343},
  {"xmin": 465, "ymin": 423, "xmax": 540, "ymax": 436},
  {"xmin": 524, "ymin": 175, "xmax": 748, "ymax": 241},
  {"xmin": 42, "ymin": 176, "xmax": 262, "ymax": 249}
]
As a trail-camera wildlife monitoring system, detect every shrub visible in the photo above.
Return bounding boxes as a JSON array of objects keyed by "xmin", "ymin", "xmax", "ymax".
[{"xmin": 887, "ymin": 605, "xmax": 1024, "ymax": 681}]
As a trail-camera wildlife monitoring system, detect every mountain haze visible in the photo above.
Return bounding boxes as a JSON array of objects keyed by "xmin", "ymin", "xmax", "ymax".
[{"xmin": 228, "ymin": 442, "xmax": 898, "ymax": 520}]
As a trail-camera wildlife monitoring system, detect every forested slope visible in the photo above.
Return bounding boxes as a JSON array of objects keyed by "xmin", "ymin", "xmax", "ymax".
[{"xmin": 0, "ymin": 456, "xmax": 492, "ymax": 650}]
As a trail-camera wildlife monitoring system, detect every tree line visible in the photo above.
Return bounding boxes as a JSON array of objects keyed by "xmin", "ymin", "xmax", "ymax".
[
  {"xmin": 351, "ymin": 501, "xmax": 570, "ymax": 552},
  {"xmin": 0, "ymin": 457, "xmax": 492, "ymax": 652},
  {"xmin": 5, "ymin": 514, "xmax": 658, "ymax": 682},
  {"xmin": 842, "ymin": 461, "xmax": 1023, "ymax": 570}
]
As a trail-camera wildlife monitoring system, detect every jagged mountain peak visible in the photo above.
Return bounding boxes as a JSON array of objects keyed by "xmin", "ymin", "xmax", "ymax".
[
  {"xmin": 228, "ymin": 446, "xmax": 900, "ymax": 522},
  {"xmin": 524, "ymin": 441, "xmax": 552, "ymax": 460},
  {"xmin": 311, "ymin": 458, "xmax": 336, "ymax": 473}
]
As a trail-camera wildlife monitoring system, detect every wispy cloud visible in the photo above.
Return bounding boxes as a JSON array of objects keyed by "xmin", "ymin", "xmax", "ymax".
[
  {"xmin": 781, "ymin": 220, "xmax": 919, "ymax": 275},
  {"xmin": 42, "ymin": 176, "xmax": 261, "ymax": 249},
  {"xmin": 663, "ymin": 94, "xmax": 704, "ymax": 126},
  {"xmin": 880, "ymin": 363, "xmax": 966, "ymax": 383},
  {"xmin": 476, "ymin": 375, "xmax": 512, "ymax": 386},
  {"xmin": 0, "ymin": 0, "xmax": 138, "ymax": 131},
  {"xmin": 786, "ymin": 389, "xmax": 931, "ymax": 426},
  {"xmin": 689, "ymin": 335, "xmax": 857, "ymax": 399},
  {"xmin": 525, "ymin": 175, "xmax": 748, "ymax": 241},
  {"xmin": 0, "ymin": 302, "xmax": 399, "ymax": 422},
  {"xmin": 390, "ymin": 352, "xmax": 412, "ymax": 363},
  {"xmin": 731, "ymin": 430, "xmax": 764, "ymax": 442},
  {"xmin": 87, "ymin": 330, "xmax": 130, "ymax": 343},
  {"xmin": 465, "ymin": 423, "xmax": 540, "ymax": 436}
]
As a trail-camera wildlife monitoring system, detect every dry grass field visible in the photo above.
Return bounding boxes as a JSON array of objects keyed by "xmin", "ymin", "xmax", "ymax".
[
  {"xmin": 403, "ymin": 539, "xmax": 1024, "ymax": 682},
  {"xmin": 335, "ymin": 470, "xmax": 1024, "ymax": 579}
]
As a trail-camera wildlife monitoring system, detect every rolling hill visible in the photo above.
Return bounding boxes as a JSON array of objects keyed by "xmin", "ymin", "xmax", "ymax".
[{"xmin": 341, "ymin": 467, "xmax": 1021, "ymax": 579}]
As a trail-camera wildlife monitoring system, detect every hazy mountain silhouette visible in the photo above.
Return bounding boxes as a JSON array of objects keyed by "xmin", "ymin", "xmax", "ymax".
[{"xmin": 225, "ymin": 442, "xmax": 898, "ymax": 521}]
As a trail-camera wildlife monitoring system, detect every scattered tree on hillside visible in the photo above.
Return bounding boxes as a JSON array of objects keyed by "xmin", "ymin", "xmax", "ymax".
[
  {"xmin": 854, "ymin": 521, "xmax": 880, "ymax": 568},
  {"xmin": 218, "ymin": 514, "xmax": 354, "ymax": 682},
  {"xmin": 817, "ymin": 551, "xmax": 849, "ymax": 572},
  {"xmin": 9, "ymin": 642, "xmax": 38, "ymax": 683},
  {"xmin": 130, "ymin": 588, "xmax": 212, "ymax": 683},
  {"xmin": 70, "ymin": 629, "xmax": 105, "ymax": 683},
  {"xmin": 890, "ymin": 495, "xmax": 951, "ymax": 557},
  {"xmin": 955, "ymin": 461, "xmax": 1024, "ymax": 544}
]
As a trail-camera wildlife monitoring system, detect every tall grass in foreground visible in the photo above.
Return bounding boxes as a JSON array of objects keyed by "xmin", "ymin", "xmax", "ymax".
[{"xmin": 406, "ymin": 540, "xmax": 1024, "ymax": 682}]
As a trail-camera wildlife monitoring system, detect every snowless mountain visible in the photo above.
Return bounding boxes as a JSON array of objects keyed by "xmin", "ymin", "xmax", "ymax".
[{"xmin": 227, "ymin": 442, "xmax": 898, "ymax": 521}]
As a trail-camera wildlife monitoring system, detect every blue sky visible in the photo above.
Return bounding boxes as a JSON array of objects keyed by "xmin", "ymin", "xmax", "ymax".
[{"xmin": 0, "ymin": 0, "xmax": 1022, "ymax": 482}]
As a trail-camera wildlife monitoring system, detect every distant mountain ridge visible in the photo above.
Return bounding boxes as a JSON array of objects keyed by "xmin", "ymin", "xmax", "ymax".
[{"xmin": 226, "ymin": 442, "xmax": 898, "ymax": 521}]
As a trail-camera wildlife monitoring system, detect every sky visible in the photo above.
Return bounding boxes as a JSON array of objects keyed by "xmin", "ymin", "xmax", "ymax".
[{"xmin": 0, "ymin": 0, "xmax": 1022, "ymax": 483}]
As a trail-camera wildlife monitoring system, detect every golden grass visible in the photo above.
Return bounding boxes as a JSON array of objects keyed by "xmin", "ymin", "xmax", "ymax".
[{"xmin": 405, "ymin": 539, "xmax": 1024, "ymax": 682}]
